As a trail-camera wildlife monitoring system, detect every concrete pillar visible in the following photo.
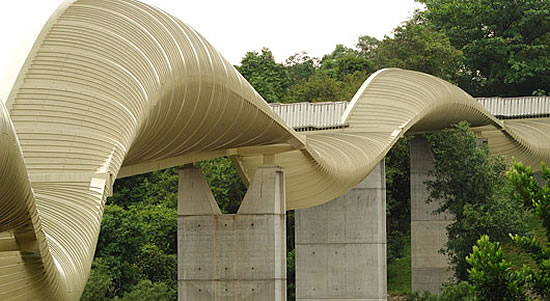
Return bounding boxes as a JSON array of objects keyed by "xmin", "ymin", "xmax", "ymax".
[
  {"xmin": 410, "ymin": 136, "xmax": 452, "ymax": 293},
  {"xmin": 178, "ymin": 165, "xmax": 286, "ymax": 301},
  {"xmin": 295, "ymin": 160, "xmax": 387, "ymax": 301},
  {"xmin": 534, "ymin": 171, "xmax": 545, "ymax": 186}
]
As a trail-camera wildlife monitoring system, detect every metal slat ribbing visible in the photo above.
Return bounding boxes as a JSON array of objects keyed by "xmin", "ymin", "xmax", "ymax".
[
  {"xmin": 272, "ymin": 97, "xmax": 550, "ymax": 130},
  {"xmin": 476, "ymin": 96, "xmax": 550, "ymax": 119},
  {"xmin": 268, "ymin": 101, "xmax": 351, "ymax": 130}
]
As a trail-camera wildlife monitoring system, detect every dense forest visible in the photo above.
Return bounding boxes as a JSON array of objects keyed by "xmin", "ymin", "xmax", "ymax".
[{"xmin": 81, "ymin": 0, "xmax": 550, "ymax": 300}]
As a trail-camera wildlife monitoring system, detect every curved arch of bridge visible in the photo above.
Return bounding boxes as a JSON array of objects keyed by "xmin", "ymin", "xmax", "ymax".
[{"xmin": 1, "ymin": 0, "xmax": 549, "ymax": 299}]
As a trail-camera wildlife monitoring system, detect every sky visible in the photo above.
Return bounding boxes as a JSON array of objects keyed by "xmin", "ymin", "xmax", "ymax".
[{"xmin": 0, "ymin": 0, "xmax": 423, "ymax": 102}]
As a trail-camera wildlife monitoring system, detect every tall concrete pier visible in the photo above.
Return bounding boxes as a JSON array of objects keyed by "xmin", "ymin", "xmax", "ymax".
[
  {"xmin": 178, "ymin": 165, "xmax": 287, "ymax": 301},
  {"xmin": 295, "ymin": 160, "xmax": 387, "ymax": 300},
  {"xmin": 410, "ymin": 137, "xmax": 452, "ymax": 293}
]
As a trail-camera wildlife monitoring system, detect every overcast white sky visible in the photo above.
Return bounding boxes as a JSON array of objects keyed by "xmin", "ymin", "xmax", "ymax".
[{"xmin": 0, "ymin": 0, "xmax": 423, "ymax": 101}]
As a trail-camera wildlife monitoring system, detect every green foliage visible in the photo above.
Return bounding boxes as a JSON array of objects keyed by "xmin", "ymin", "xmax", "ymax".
[
  {"xmin": 287, "ymin": 249, "xmax": 296, "ymax": 301},
  {"xmin": 406, "ymin": 290, "xmax": 438, "ymax": 301},
  {"xmin": 417, "ymin": 162, "xmax": 550, "ymax": 300},
  {"xmin": 508, "ymin": 162, "xmax": 550, "ymax": 239},
  {"xmin": 426, "ymin": 121, "xmax": 528, "ymax": 280},
  {"xmin": 81, "ymin": 258, "xmax": 115, "ymax": 301},
  {"xmin": 387, "ymin": 236, "xmax": 412, "ymax": 295},
  {"xmin": 406, "ymin": 161, "xmax": 550, "ymax": 300},
  {"xmin": 387, "ymin": 231, "xmax": 409, "ymax": 265},
  {"xmin": 406, "ymin": 281, "xmax": 475, "ymax": 300},
  {"xmin": 376, "ymin": 17, "xmax": 464, "ymax": 82},
  {"xmin": 283, "ymin": 44, "xmax": 374, "ymax": 103},
  {"xmin": 109, "ymin": 168, "xmax": 178, "ymax": 208},
  {"xmin": 319, "ymin": 44, "xmax": 374, "ymax": 80},
  {"xmin": 417, "ymin": 0, "xmax": 550, "ymax": 96},
  {"xmin": 83, "ymin": 203, "xmax": 177, "ymax": 299},
  {"xmin": 198, "ymin": 157, "xmax": 247, "ymax": 213},
  {"xmin": 237, "ymin": 42, "xmax": 377, "ymax": 104},
  {"xmin": 356, "ymin": 35, "xmax": 380, "ymax": 60},
  {"xmin": 466, "ymin": 235, "xmax": 528, "ymax": 300},
  {"xmin": 132, "ymin": 204, "xmax": 177, "ymax": 254},
  {"xmin": 386, "ymin": 137, "xmax": 412, "ymax": 264},
  {"xmin": 96, "ymin": 205, "xmax": 148, "ymax": 262},
  {"xmin": 506, "ymin": 161, "xmax": 550, "ymax": 298},
  {"xmin": 532, "ymin": 89, "xmax": 549, "ymax": 96},
  {"xmin": 285, "ymin": 71, "xmax": 364, "ymax": 103},
  {"xmin": 117, "ymin": 280, "xmax": 175, "ymax": 301},
  {"xmin": 137, "ymin": 243, "xmax": 177, "ymax": 286},
  {"xmin": 285, "ymin": 52, "xmax": 319, "ymax": 85},
  {"xmin": 237, "ymin": 48, "xmax": 291, "ymax": 103},
  {"xmin": 438, "ymin": 281, "xmax": 476, "ymax": 300}
]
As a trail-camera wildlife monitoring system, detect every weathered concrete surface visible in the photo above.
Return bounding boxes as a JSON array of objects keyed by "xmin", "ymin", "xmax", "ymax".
[
  {"xmin": 534, "ymin": 171, "xmax": 546, "ymax": 186},
  {"xmin": 410, "ymin": 137, "xmax": 452, "ymax": 293},
  {"xmin": 178, "ymin": 165, "xmax": 286, "ymax": 301},
  {"xmin": 295, "ymin": 160, "xmax": 387, "ymax": 301}
]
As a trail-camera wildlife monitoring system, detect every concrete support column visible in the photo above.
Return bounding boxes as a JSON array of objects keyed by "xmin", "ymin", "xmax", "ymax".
[
  {"xmin": 410, "ymin": 136, "xmax": 452, "ymax": 293},
  {"xmin": 295, "ymin": 160, "xmax": 387, "ymax": 301},
  {"xmin": 534, "ymin": 171, "xmax": 545, "ymax": 186},
  {"xmin": 178, "ymin": 165, "xmax": 287, "ymax": 301}
]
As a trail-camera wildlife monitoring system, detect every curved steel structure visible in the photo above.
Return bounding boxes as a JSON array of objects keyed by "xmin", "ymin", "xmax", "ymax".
[{"xmin": 1, "ymin": 0, "xmax": 549, "ymax": 299}]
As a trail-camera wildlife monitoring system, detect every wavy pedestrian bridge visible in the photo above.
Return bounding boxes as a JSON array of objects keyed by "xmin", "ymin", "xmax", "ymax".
[{"xmin": 1, "ymin": 0, "xmax": 549, "ymax": 300}]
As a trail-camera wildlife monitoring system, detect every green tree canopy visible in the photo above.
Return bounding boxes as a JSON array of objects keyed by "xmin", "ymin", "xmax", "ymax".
[
  {"xmin": 237, "ymin": 48, "xmax": 291, "ymax": 103},
  {"xmin": 285, "ymin": 52, "xmax": 319, "ymax": 85},
  {"xmin": 320, "ymin": 44, "xmax": 375, "ymax": 80},
  {"xmin": 285, "ymin": 43, "xmax": 375, "ymax": 103},
  {"xmin": 417, "ymin": 0, "xmax": 550, "ymax": 96},
  {"xmin": 356, "ymin": 35, "xmax": 380, "ymax": 60},
  {"xmin": 376, "ymin": 17, "xmax": 464, "ymax": 83}
]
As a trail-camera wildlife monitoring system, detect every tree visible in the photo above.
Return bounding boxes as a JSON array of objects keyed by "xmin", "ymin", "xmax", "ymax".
[
  {"xmin": 109, "ymin": 168, "xmax": 177, "ymax": 208},
  {"xmin": 356, "ymin": 35, "xmax": 380, "ymax": 60},
  {"xmin": 286, "ymin": 71, "xmax": 351, "ymax": 102},
  {"xmin": 81, "ymin": 258, "xmax": 115, "ymax": 301},
  {"xmin": 285, "ymin": 43, "xmax": 376, "ymax": 103},
  {"xmin": 425, "ymin": 122, "xmax": 528, "ymax": 280},
  {"xmin": 237, "ymin": 48, "xmax": 291, "ymax": 103},
  {"xmin": 118, "ymin": 280, "xmax": 175, "ymax": 301},
  {"xmin": 417, "ymin": 0, "xmax": 550, "ymax": 96},
  {"xmin": 285, "ymin": 52, "xmax": 319, "ymax": 85},
  {"xmin": 506, "ymin": 161, "xmax": 550, "ymax": 298},
  {"xmin": 466, "ymin": 235, "xmax": 528, "ymax": 300},
  {"xmin": 85, "ymin": 203, "xmax": 177, "ymax": 298},
  {"xmin": 319, "ymin": 44, "xmax": 374, "ymax": 80},
  {"xmin": 376, "ymin": 17, "xmax": 464, "ymax": 83},
  {"xmin": 198, "ymin": 157, "xmax": 247, "ymax": 213}
]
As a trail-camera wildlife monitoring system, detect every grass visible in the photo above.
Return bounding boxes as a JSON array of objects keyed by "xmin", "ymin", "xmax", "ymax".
[{"xmin": 387, "ymin": 236, "xmax": 412, "ymax": 295}]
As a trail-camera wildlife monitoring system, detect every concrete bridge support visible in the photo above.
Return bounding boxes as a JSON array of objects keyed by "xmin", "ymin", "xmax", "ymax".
[
  {"xmin": 410, "ymin": 137, "xmax": 452, "ymax": 293},
  {"xmin": 178, "ymin": 165, "xmax": 287, "ymax": 301},
  {"xmin": 295, "ymin": 160, "xmax": 387, "ymax": 301},
  {"xmin": 534, "ymin": 171, "xmax": 545, "ymax": 186}
]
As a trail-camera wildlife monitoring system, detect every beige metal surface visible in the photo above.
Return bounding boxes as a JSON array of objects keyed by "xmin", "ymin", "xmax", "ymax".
[
  {"xmin": 269, "ymin": 97, "xmax": 550, "ymax": 130},
  {"xmin": 477, "ymin": 96, "xmax": 550, "ymax": 119},
  {"xmin": 0, "ymin": 0, "xmax": 549, "ymax": 300},
  {"xmin": 270, "ymin": 101, "xmax": 349, "ymax": 131}
]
